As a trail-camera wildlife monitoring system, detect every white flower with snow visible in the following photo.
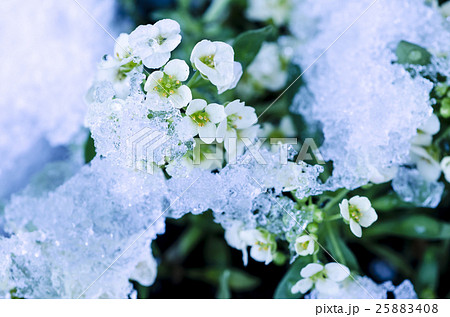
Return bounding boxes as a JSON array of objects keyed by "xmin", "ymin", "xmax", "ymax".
[
  {"xmin": 144, "ymin": 59, "xmax": 192, "ymax": 109},
  {"xmin": 440, "ymin": 156, "xmax": 450, "ymax": 183},
  {"xmin": 291, "ymin": 262, "xmax": 350, "ymax": 295},
  {"xmin": 339, "ymin": 196, "xmax": 378, "ymax": 238},
  {"xmin": 246, "ymin": 0, "xmax": 293, "ymax": 26},
  {"xmin": 114, "ymin": 33, "xmax": 132, "ymax": 61},
  {"xmin": 190, "ymin": 40, "xmax": 242, "ymax": 94},
  {"xmin": 129, "ymin": 19, "xmax": 181, "ymax": 69},
  {"xmin": 247, "ymin": 42, "xmax": 288, "ymax": 91},
  {"xmin": 240, "ymin": 228, "xmax": 276, "ymax": 265},
  {"xmin": 410, "ymin": 146, "xmax": 442, "ymax": 182},
  {"xmin": 294, "ymin": 234, "xmax": 317, "ymax": 256},
  {"xmin": 179, "ymin": 99, "xmax": 226, "ymax": 143},
  {"xmin": 412, "ymin": 114, "xmax": 440, "ymax": 146},
  {"xmin": 224, "ymin": 221, "xmax": 249, "ymax": 265},
  {"xmin": 367, "ymin": 165, "xmax": 398, "ymax": 184},
  {"xmin": 216, "ymin": 100, "xmax": 258, "ymax": 156}
]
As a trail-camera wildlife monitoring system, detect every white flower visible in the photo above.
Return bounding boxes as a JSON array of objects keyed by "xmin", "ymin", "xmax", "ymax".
[
  {"xmin": 367, "ymin": 165, "xmax": 398, "ymax": 184},
  {"xmin": 291, "ymin": 262, "xmax": 350, "ymax": 295},
  {"xmin": 216, "ymin": 100, "xmax": 258, "ymax": 156},
  {"xmin": 129, "ymin": 19, "xmax": 181, "ymax": 69},
  {"xmin": 179, "ymin": 99, "xmax": 226, "ymax": 143},
  {"xmin": 339, "ymin": 196, "xmax": 378, "ymax": 238},
  {"xmin": 190, "ymin": 40, "xmax": 242, "ymax": 94},
  {"xmin": 114, "ymin": 33, "xmax": 132, "ymax": 61},
  {"xmin": 410, "ymin": 146, "xmax": 441, "ymax": 182},
  {"xmin": 247, "ymin": 42, "xmax": 288, "ymax": 91},
  {"xmin": 240, "ymin": 229, "xmax": 276, "ymax": 265},
  {"xmin": 294, "ymin": 234, "xmax": 317, "ymax": 256},
  {"xmin": 246, "ymin": 0, "xmax": 293, "ymax": 26},
  {"xmin": 412, "ymin": 114, "xmax": 440, "ymax": 146},
  {"xmin": 144, "ymin": 59, "xmax": 192, "ymax": 109},
  {"xmin": 440, "ymin": 156, "xmax": 450, "ymax": 183},
  {"xmin": 224, "ymin": 221, "xmax": 249, "ymax": 265}
]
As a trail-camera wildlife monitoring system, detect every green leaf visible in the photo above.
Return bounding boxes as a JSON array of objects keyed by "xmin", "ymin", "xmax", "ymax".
[
  {"xmin": 186, "ymin": 267, "xmax": 260, "ymax": 292},
  {"xmin": 416, "ymin": 247, "xmax": 439, "ymax": 299},
  {"xmin": 325, "ymin": 235, "xmax": 360, "ymax": 272},
  {"xmin": 364, "ymin": 215, "xmax": 450, "ymax": 240},
  {"xmin": 396, "ymin": 40, "xmax": 432, "ymax": 66},
  {"xmin": 273, "ymin": 256, "xmax": 311, "ymax": 299},
  {"xmin": 233, "ymin": 26, "xmax": 276, "ymax": 68},
  {"xmin": 84, "ymin": 133, "xmax": 96, "ymax": 163}
]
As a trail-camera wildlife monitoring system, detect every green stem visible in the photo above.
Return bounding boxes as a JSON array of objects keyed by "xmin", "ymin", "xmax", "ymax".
[
  {"xmin": 325, "ymin": 221, "xmax": 347, "ymax": 266},
  {"xmin": 326, "ymin": 214, "xmax": 342, "ymax": 221},
  {"xmin": 323, "ymin": 189, "xmax": 350, "ymax": 213},
  {"xmin": 187, "ymin": 71, "xmax": 202, "ymax": 89}
]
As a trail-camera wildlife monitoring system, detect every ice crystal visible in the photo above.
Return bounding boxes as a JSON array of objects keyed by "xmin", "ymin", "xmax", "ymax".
[
  {"xmin": 1, "ymin": 159, "xmax": 164, "ymax": 298},
  {"xmin": 0, "ymin": 0, "xmax": 118, "ymax": 199},
  {"xmin": 290, "ymin": 0, "xmax": 450, "ymax": 191}
]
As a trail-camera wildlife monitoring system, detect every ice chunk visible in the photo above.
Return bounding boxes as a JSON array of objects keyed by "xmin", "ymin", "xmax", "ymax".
[
  {"xmin": 392, "ymin": 167, "xmax": 444, "ymax": 208},
  {"xmin": 290, "ymin": 0, "xmax": 450, "ymax": 190},
  {"xmin": 0, "ymin": 0, "xmax": 119, "ymax": 199},
  {"xmin": 1, "ymin": 158, "xmax": 165, "ymax": 298}
]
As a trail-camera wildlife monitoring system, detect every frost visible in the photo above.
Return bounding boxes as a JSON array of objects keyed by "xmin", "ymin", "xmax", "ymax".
[
  {"xmin": 307, "ymin": 276, "xmax": 417, "ymax": 299},
  {"xmin": 0, "ymin": 0, "xmax": 118, "ymax": 199},
  {"xmin": 1, "ymin": 159, "xmax": 165, "ymax": 298},
  {"xmin": 290, "ymin": 0, "xmax": 450, "ymax": 191},
  {"xmin": 392, "ymin": 167, "xmax": 444, "ymax": 208}
]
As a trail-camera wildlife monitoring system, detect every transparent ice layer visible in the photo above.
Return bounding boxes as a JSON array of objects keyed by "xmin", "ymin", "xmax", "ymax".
[
  {"xmin": 290, "ymin": 0, "xmax": 450, "ymax": 190},
  {"xmin": 0, "ymin": 0, "xmax": 118, "ymax": 199},
  {"xmin": 307, "ymin": 277, "xmax": 417, "ymax": 299},
  {"xmin": 1, "ymin": 158, "xmax": 164, "ymax": 298}
]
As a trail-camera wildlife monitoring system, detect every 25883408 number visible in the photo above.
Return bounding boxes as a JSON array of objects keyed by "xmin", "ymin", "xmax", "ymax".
[{"xmin": 376, "ymin": 304, "xmax": 438, "ymax": 314}]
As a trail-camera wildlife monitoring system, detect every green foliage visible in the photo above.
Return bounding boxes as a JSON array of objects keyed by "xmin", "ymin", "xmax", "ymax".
[
  {"xmin": 395, "ymin": 40, "xmax": 432, "ymax": 65},
  {"xmin": 84, "ymin": 133, "xmax": 96, "ymax": 163},
  {"xmin": 233, "ymin": 26, "xmax": 276, "ymax": 68},
  {"xmin": 273, "ymin": 256, "xmax": 311, "ymax": 299},
  {"xmin": 364, "ymin": 215, "xmax": 450, "ymax": 240}
]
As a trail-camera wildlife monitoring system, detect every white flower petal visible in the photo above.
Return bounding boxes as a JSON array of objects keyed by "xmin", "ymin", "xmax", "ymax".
[
  {"xmin": 315, "ymin": 278, "xmax": 340, "ymax": 296},
  {"xmin": 168, "ymin": 85, "xmax": 192, "ymax": 109},
  {"xmin": 186, "ymin": 99, "xmax": 207, "ymax": 115},
  {"xmin": 155, "ymin": 19, "xmax": 180, "ymax": 36},
  {"xmin": 178, "ymin": 116, "xmax": 199, "ymax": 140},
  {"xmin": 339, "ymin": 199, "xmax": 350, "ymax": 221},
  {"xmin": 198, "ymin": 122, "xmax": 217, "ymax": 144},
  {"xmin": 324, "ymin": 263, "xmax": 350, "ymax": 282},
  {"xmin": 359, "ymin": 207, "xmax": 378, "ymax": 227},
  {"xmin": 300, "ymin": 263, "xmax": 323, "ymax": 278},
  {"xmin": 142, "ymin": 52, "xmax": 171, "ymax": 69},
  {"xmin": 291, "ymin": 278, "xmax": 313, "ymax": 294},
  {"xmin": 144, "ymin": 71, "xmax": 164, "ymax": 92},
  {"xmin": 349, "ymin": 196, "xmax": 371, "ymax": 212},
  {"xmin": 205, "ymin": 103, "xmax": 226, "ymax": 123},
  {"xmin": 419, "ymin": 114, "xmax": 440, "ymax": 136},
  {"xmin": 349, "ymin": 219, "xmax": 362, "ymax": 238},
  {"xmin": 234, "ymin": 106, "xmax": 257, "ymax": 129},
  {"xmin": 250, "ymin": 245, "xmax": 272, "ymax": 264},
  {"xmin": 225, "ymin": 100, "xmax": 245, "ymax": 115},
  {"xmin": 164, "ymin": 59, "xmax": 190, "ymax": 81}
]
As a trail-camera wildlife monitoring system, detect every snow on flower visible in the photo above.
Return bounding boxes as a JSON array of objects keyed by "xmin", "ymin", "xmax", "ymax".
[
  {"xmin": 216, "ymin": 100, "xmax": 258, "ymax": 157},
  {"xmin": 246, "ymin": 0, "xmax": 293, "ymax": 26},
  {"xmin": 190, "ymin": 40, "xmax": 242, "ymax": 94},
  {"xmin": 178, "ymin": 99, "xmax": 226, "ymax": 143},
  {"xmin": 224, "ymin": 221, "xmax": 250, "ymax": 265},
  {"xmin": 240, "ymin": 228, "xmax": 277, "ymax": 265},
  {"xmin": 339, "ymin": 196, "xmax": 378, "ymax": 238},
  {"xmin": 291, "ymin": 262, "xmax": 350, "ymax": 295},
  {"xmin": 294, "ymin": 234, "xmax": 317, "ymax": 256},
  {"xmin": 144, "ymin": 59, "xmax": 192, "ymax": 109},
  {"xmin": 129, "ymin": 19, "xmax": 181, "ymax": 69},
  {"xmin": 410, "ymin": 114, "xmax": 442, "ymax": 182}
]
